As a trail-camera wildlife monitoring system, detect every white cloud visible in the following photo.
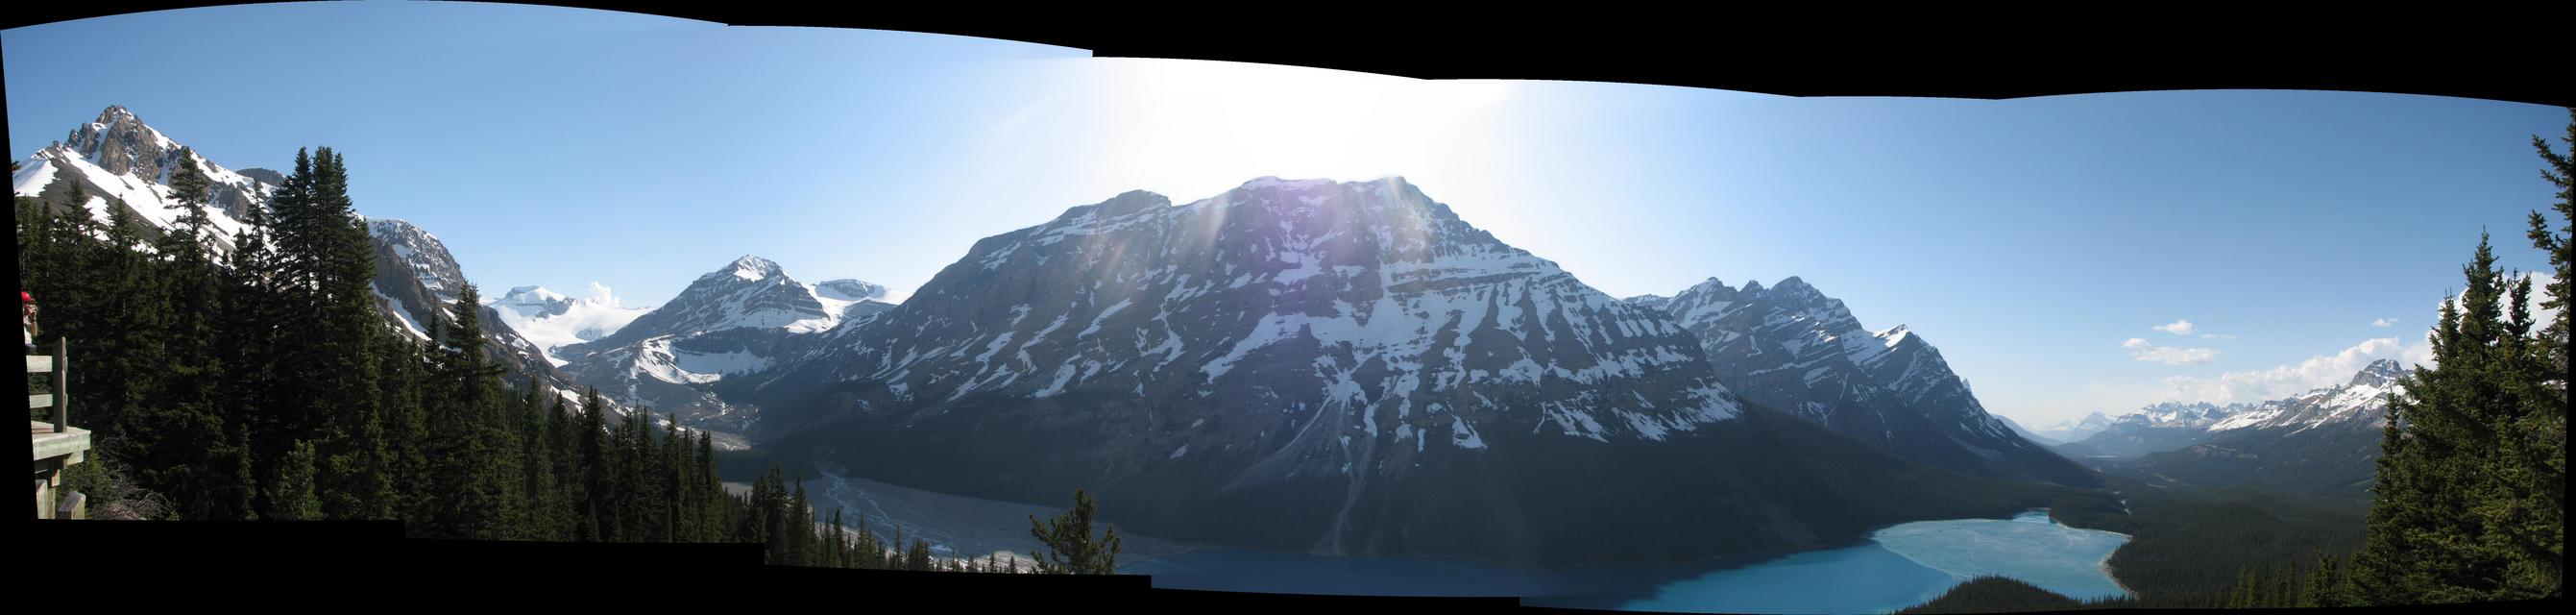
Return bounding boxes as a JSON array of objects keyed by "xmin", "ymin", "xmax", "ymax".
[
  {"xmin": 587, "ymin": 282, "xmax": 622, "ymax": 308},
  {"xmin": 2371, "ymin": 317, "xmax": 2398, "ymax": 328},
  {"xmin": 2125, "ymin": 337, "xmax": 2222, "ymax": 365},
  {"xmin": 2152, "ymin": 319, "xmax": 2198, "ymax": 335},
  {"xmin": 2200, "ymin": 333, "xmax": 2237, "ymax": 339},
  {"xmin": 2160, "ymin": 337, "xmax": 2407, "ymax": 404}
]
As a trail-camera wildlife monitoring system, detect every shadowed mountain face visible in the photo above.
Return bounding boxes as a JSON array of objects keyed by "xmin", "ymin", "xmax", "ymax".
[
  {"xmin": 1632, "ymin": 278, "xmax": 2099, "ymax": 487},
  {"xmin": 747, "ymin": 177, "xmax": 2069, "ymax": 565}
]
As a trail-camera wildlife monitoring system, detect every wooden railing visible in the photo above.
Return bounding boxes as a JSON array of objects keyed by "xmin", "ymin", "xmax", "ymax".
[
  {"xmin": 31, "ymin": 338, "xmax": 66, "ymax": 432},
  {"xmin": 32, "ymin": 337, "xmax": 85, "ymax": 520}
]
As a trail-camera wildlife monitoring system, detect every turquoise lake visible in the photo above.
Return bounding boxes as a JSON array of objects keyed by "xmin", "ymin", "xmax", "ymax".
[{"xmin": 1119, "ymin": 509, "xmax": 2131, "ymax": 613}]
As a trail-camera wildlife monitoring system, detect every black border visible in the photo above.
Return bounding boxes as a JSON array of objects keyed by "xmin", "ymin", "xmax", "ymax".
[
  {"xmin": 11, "ymin": 2, "xmax": 2569, "ymax": 612},
  {"xmin": 2, "ymin": 1, "xmax": 2569, "ymax": 107}
]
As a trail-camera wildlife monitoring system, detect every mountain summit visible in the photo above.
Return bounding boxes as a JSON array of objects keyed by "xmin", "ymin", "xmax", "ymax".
[
  {"xmin": 746, "ymin": 177, "xmax": 2060, "ymax": 565},
  {"xmin": 1632, "ymin": 277, "xmax": 2097, "ymax": 486},
  {"xmin": 551, "ymin": 255, "xmax": 894, "ymax": 435},
  {"xmin": 13, "ymin": 105, "xmax": 279, "ymax": 253}
]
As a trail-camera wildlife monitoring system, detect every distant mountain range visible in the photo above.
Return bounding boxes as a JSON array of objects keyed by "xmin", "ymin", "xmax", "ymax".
[
  {"xmin": 2054, "ymin": 359, "xmax": 2409, "ymax": 496},
  {"xmin": 18, "ymin": 106, "xmax": 2102, "ymax": 565},
  {"xmin": 2031, "ymin": 411, "xmax": 2118, "ymax": 444}
]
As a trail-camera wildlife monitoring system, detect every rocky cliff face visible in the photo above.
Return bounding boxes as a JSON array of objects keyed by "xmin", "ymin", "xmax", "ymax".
[
  {"xmin": 13, "ymin": 106, "xmax": 279, "ymax": 254},
  {"xmin": 1634, "ymin": 277, "xmax": 2097, "ymax": 486},
  {"xmin": 745, "ymin": 177, "xmax": 2064, "ymax": 565}
]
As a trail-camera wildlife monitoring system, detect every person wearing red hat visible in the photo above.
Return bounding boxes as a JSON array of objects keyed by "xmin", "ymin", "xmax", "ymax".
[{"xmin": 22, "ymin": 291, "xmax": 36, "ymax": 353}]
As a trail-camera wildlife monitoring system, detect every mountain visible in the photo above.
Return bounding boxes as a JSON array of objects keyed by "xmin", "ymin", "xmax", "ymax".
[
  {"xmin": 485, "ymin": 285, "xmax": 651, "ymax": 366},
  {"xmin": 746, "ymin": 177, "xmax": 2071, "ymax": 565},
  {"xmin": 1996, "ymin": 415, "xmax": 2063, "ymax": 447},
  {"xmin": 360, "ymin": 217, "xmax": 637, "ymax": 418},
  {"xmin": 1629, "ymin": 277, "xmax": 2097, "ymax": 486},
  {"xmin": 12, "ymin": 106, "xmax": 628, "ymax": 426},
  {"xmin": 2060, "ymin": 401, "xmax": 2248, "ymax": 458},
  {"xmin": 12, "ymin": 105, "xmax": 275, "ymax": 254},
  {"xmin": 2113, "ymin": 360, "xmax": 2408, "ymax": 496},
  {"xmin": 553, "ymin": 256, "xmax": 892, "ymax": 434},
  {"xmin": 812, "ymin": 278, "xmax": 900, "ymax": 321},
  {"xmin": 2033, "ymin": 411, "xmax": 2117, "ymax": 444}
]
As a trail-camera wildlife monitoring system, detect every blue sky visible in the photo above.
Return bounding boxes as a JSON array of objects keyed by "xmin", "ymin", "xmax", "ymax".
[{"xmin": 8, "ymin": 3, "xmax": 2565, "ymax": 426}]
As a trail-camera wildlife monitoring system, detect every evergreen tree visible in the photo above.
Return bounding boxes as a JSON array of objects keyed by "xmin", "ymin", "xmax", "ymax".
[
  {"xmin": 2504, "ymin": 108, "xmax": 2571, "ymax": 599},
  {"xmin": 268, "ymin": 440, "xmax": 323, "ymax": 521},
  {"xmin": 522, "ymin": 384, "xmax": 561, "ymax": 539},
  {"xmin": 2356, "ymin": 237, "xmax": 2541, "ymax": 603},
  {"xmin": 143, "ymin": 154, "xmax": 238, "ymax": 520},
  {"xmin": 577, "ymin": 387, "xmax": 611, "ymax": 541},
  {"xmin": 695, "ymin": 431, "xmax": 721, "ymax": 542},
  {"xmin": 88, "ymin": 196, "xmax": 170, "ymax": 479},
  {"xmin": 421, "ymin": 283, "xmax": 521, "ymax": 538},
  {"xmin": 216, "ymin": 190, "xmax": 280, "ymax": 520},
  {"xmin": 547, "ymin": 393, "xmax": 579, "ymax": 540},
  {"xmin": 905, "ymin": 538, "xmax": 933, "ymax": 572},
  {"xmin": 2354, "ymin": 111, "xmax": 2573, "ymax": 604},
  {"xmin": 2302, "ymin": 552, "xmax": 2346, "ymax": 607},
  {"xmin": 648, "ymin": 416, "xmax": 680, "ymax": 540},
  {"xmin": 1028, "ymin": 488, "xmax": 1123, "ymax": 574},
  {"xmin": 789, "ymin": 474, "xmax": 813, "ymax": 565},
  {"xmin": 375, "ymin": 331, "xmax": 430, "ymax": 521}
]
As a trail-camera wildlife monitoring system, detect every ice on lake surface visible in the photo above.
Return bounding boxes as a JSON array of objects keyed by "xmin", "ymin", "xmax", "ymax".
[
  {"xmin": 1126, "ymin": 508, "xmax": 2131, "ymax": 614},
  {"xmin": 1869, "ymin": 509, "xmax": 2132, "ymax": 603}
]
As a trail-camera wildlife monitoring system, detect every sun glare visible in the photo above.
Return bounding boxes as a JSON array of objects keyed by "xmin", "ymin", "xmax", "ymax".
[{"xmin": 1080, "ymin": 59, "xmax": 1515, "ymax": 201}]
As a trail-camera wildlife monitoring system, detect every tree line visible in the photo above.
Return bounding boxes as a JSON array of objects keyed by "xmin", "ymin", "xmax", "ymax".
[{"xmin": 17, "ymin": 147, "xmax": 1121, "ymax": 573}]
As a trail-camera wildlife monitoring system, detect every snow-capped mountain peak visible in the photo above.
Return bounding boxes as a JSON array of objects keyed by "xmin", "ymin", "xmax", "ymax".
[
  {"xmin": 2350, "ymin": 358, "xmax": 2407, "ymax": 388},
  {"xmin": 711, "ymin": 255, "xmax": 787, "ymax": 282},
  {"xmin": 487, "ymin": 284, "xmax": 651, "ymax": 366},
  {"xmin": 15, "ymin": 105, "xmax": 279, "ymax": 254},
  {"xmin": 2075, "ymin": 361, "xmax": 2413, "ymax": 458}
]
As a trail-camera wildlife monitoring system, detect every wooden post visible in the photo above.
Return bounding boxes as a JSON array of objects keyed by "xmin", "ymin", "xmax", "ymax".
[
  {"xmin": 58, "ymin": 492, "xmax": 85, "ymax": 520},
  {"xmin": 51, "ymin": 337, "xmax": 66, "ymax": 433}
]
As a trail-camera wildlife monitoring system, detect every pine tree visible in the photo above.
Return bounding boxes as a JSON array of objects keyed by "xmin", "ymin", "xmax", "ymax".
[
  {"xmin": 788, "ymin": 474, "xmax": 813, "ymax": 566},
  {"xmin": 2357, "ymin": 235, "xmax": 2537, "ymax": 603},
  {"xmin": 547, "ymin": 393, "xmax": 578, "ymax": 540},
  {"xmin": 2504, "ymin": 108, "xmax": 2571, "ymax": 599},
  {"xmin": 577, "ymin": 387, "xmax": 610, "ymax": 541},
  {"xmin": 375, "ymin": 331, "xmax": 430, "ymax": 521},
  {"xmin": 1028, "ymin": 488, "xmax": 1123, "ymax": 574},
  {"xmin": 906, "ymin": 537, "xmax": 933, "ymax": 572},
  {"xmin": 269, "ymin": 439, "xmax": 323, "ymax": 521},
  {"xmin": 696, "ymin": 431, "xmax": 722, "ymax": 542},
  {"xmin": 2303, "ymin": 552, "xmax": 2346, "ymax": 607},
  {"xmin": 648, "ymin": 416, "xmax": 680, "ymax": 540},
  {"xmin": 217, "ymin": 188, "xmax": 280, "ymax": 520},
  {"xmin": 2354, "ymin": 111, "xmax": 2573, "ymax": 604},
  {"xmin": 421, "ymin": 283, "xmax": 521, "ymax": 538},
  {"xmin": 522, "ymin": 384, "xmax": 561, "ymax": 539}
]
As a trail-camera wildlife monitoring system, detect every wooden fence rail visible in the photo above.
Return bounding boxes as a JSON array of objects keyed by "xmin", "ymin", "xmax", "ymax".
[{"xmin": 28, "ymin": 339, "xmax": 65, "ymax": 432}]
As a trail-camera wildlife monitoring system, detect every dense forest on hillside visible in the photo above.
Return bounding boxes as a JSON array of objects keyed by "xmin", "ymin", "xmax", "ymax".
[{"xmin": 16, "ymin": 151, "xmax": 1114, "ymax": 574}]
